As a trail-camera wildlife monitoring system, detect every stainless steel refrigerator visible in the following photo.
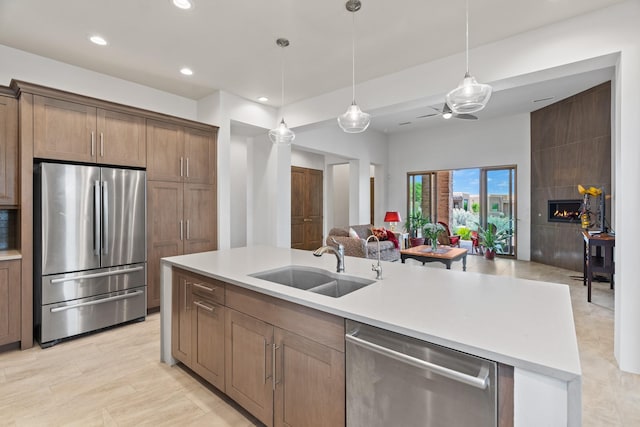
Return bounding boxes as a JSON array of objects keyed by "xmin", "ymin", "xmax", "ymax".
[{"xmin": 34, "ymin": 162, "xmax": 147, "ymax": 347}]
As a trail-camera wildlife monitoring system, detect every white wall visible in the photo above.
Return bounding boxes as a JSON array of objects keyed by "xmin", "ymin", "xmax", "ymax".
[
  {"xmin": 291, "ymin": 149, "xmax": 324, "ymax": 170},
  {"xmin": 230, "ymin": 136, "xmax": 248, "ymax": 248},
  {"xmin": 332, "ymin": 164, "xmax": 350, "ymax": 228},
  {"xmin": 388, "ymin": 114, "xmax": 531, "ymax": 260}
]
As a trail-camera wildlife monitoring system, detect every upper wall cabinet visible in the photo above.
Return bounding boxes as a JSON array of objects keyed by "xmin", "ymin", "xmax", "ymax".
[
  {"xmin": 33, "ymin": 95, "xmax": 146, "ymax": 167},
  {"xmin": 147, "ymin": 119, "xmax": 215, "ymax": 184},
  {"xmin": 0, "ymin": 93, "xmax": 18, "ymax": 205}
]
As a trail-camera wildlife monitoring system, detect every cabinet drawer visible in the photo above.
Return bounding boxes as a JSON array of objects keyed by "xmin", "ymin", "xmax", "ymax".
[{"xmin": 176, "ymin": 268, "xmax": 225, "ymax": 305}]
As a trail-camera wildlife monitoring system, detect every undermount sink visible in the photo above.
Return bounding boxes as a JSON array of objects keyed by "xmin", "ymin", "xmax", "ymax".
[{"xmin": 249, "ymin": 265, "xmax": 375, "ymax": 298}]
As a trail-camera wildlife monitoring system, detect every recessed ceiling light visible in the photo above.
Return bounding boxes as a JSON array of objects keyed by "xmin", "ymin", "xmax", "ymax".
[
  {"xmin": 172, "ymin": 0, "xmax": 193, "ymax": 10},
  {"xmin": 89, "ymin": 35, "xmax": 107, "ymax": 46},
  {"xmin": 257, "ymin": 97, "xmax": 269, "ymax": 102},
  {"xmin": 180, "ymin": 67, "xmax": 193, "ymax": 76}
]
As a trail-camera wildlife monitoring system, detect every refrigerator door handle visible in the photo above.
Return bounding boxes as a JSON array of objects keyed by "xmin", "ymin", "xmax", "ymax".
[
  {"xmin": 50, "ymin": 266, "xmax": 145, "ymax": 284},
  {"xmin": 102, "ymin": 181, "xmax": 109, "ymax": 255},
  {"xmin": 94, "ymin": 180, "xmax": 101, "ymax": 256},
  {"xmin": 50, "ymin": 290, "xmax": 144, "ymax": 313}
]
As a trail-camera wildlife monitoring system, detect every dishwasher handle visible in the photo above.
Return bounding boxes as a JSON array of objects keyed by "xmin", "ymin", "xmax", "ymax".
[{"xmin": 345, "ymin": 331, "xmax": 490, "ymax": 390}]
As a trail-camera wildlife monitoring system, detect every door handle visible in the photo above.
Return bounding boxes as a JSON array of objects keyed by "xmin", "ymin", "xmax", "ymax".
[
  {"xmin": 179, "ymin": 220, "xmax": 184, "ymax": 241},
  {"xmin": 186, "ymin": 220, "xmax": 190, "ymax": 240},
  {"xmin": 50, "ymin": 290, "xmax": 143, "ymax": 313},
  {"xmin": 91, "ymin": 131, "xmax": 95, "ymax": 156},
  {"xmin": 50, "ymin": 266, "xmax": 144, "ymax": 284},
  {"xmin": 272, "ymin": 343, "xmax": 281, "ymax": 390},
  {"xmin": 100, "ymin": 132, "xmax": 104, "ymax": 157},
  {"xmin": 303, "ymin": 218, "xmax": 312, "ymax": 222},
  {"xmin": 180, "ymin": 157, "xmax": 184, "ymax": 177},
  {"xmin": 186, "ymin": 157, "xmax": 189, "ymax": 178},
  {"xmin": 193, "ymin": 301, "xmax": 214, "ymax": 312},
  {"xmin": 102, "ymin": 181, "xmax": 109, "ymax": 255},
  {"xmin": 94, "ymin": 180, "xmax": 100, "ymax": 255}
]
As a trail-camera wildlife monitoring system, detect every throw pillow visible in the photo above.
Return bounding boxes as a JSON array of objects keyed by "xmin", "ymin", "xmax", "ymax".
[
  {"xmin": 385, "ymin": 229, "xmax": 399, "ymax": 249},
  {"xmin": 371, "ymin": 227, "xmax": 388, "ymax": 241},
  {"xmin": 348, "ymin": 227, "xmax": 359, "ymax": 238}
]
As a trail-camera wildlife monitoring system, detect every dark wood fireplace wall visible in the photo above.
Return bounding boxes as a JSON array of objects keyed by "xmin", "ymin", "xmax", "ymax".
[{"xmin": 531, "ymin": 81, "xmax": 611, "ymax": 271}]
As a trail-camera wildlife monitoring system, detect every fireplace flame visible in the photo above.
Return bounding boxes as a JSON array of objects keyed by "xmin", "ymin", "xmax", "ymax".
[{"xmin": 554, "ymin": 209, "xmax": 579, "ymax": 219}]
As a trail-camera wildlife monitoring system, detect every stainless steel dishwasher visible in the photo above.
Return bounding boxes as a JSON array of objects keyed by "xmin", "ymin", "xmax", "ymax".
[{"xmin": 346, "ymin": 320, "xmax": 497, "ymax": 427}]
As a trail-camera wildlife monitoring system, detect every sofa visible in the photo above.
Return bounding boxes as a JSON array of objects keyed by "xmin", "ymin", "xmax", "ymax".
[{"xmin": 326, "ymin": 224, "xmax": 400, "ymax": 262}]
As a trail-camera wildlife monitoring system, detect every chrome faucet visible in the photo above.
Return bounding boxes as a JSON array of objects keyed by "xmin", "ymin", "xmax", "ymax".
[
  {"xmin": 366, "ymin": 235, "xmax": 383, "ymax": 280},
  {"xmin": 313, "ymin": 238, "xmax": 345, "ymax": 273}
]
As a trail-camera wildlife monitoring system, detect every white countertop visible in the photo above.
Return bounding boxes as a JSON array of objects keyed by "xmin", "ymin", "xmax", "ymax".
[
  {"xmin": 162, "ymin": 245, "xmax": 581, "ymax": 382},
  {"xmin": 0, "ymin": 250, "xmax": 21, "ymax": 261}
]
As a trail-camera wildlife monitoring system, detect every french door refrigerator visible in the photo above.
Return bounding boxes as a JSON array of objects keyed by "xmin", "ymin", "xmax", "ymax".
[{"xmin": 34, "ymin": 162, "xmax": 147, "ymax": 347}]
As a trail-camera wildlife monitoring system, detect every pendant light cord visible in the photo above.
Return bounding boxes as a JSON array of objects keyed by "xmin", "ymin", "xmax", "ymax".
[
  {"xmin": 465, "ymin": 0, "xmax": 469, "ymax": 74},
  {"xmin": 280, "ymin": 46, "xmax": 285, "ymax": 112},
  {"xmin": 351, "ymin": 10, "xmax": 356, "ymax": 102}
]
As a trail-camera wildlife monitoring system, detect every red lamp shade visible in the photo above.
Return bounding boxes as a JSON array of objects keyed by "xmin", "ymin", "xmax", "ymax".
[{"xmin": 384, "ymin": 211, "xmax": 401, "ymax": 223}]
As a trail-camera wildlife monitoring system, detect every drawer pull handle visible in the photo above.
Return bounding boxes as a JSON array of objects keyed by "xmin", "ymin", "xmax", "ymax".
[
  {"xmin": 192, "ymin": 283, "xmax": 215, "ymax": 292},
  {"xmin": 51, "ymin": 290, "xmax": 143, "ymax": 313},
  {"xmin": 193, "ymin": 301, "xmax": 215, "ymax": 312}
]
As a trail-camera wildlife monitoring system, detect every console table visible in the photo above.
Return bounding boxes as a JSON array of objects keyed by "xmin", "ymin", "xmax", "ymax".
[{"xmin": 582, "ymin": 231, "xmax": 615, "ymax": 302}]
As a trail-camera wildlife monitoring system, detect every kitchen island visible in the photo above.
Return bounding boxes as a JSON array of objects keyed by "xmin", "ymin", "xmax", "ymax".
[{"xmin": 160, "ymin": 246, "xmax": 581, "ymax": 427}]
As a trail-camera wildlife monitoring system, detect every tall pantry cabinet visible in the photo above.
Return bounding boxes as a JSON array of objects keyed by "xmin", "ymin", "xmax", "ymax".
[{"xmin": 147, "ymin": 119, "xmax": 217, "ymax": 309}]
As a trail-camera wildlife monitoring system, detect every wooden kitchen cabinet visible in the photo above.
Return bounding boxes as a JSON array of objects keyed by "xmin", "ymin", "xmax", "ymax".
[
  {"xmin": 147, "ymin": 182, "xmax": 216, "ymax": 309},
  {"xmin": 0, "ymin": 259, "xmax": 21, "ymax": 346},
  {"xmin": 225, "ymin": 309, "xmax": 275, "ymax": 426},
  {"xmin": 0, "ymin": 93, "xmax": 18, "ymax": 205},
  {"xmin": 146, "ymin": 119, "xmax": 215, "ymax": 184},
  {"xmin": 171, "ymin": 269, "xmax": 192, "ymax": 365},
  {"xmin": 33, "ymin": 95, "xmax": 146, "ymax": 167}
]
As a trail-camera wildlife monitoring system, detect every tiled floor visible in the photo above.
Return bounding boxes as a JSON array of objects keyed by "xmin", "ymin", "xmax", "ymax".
[{"xmin": 1, "ymin": 255, "xmax": 638, "ymax": 426}]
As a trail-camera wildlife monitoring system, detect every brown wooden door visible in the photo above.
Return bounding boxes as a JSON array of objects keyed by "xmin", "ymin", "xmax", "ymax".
[
  {"xmin": 184, "ymin": 126, "xmax": 214, "ymax": 184},
  {"xmin": 147, "ymin": 181, "xmax": 184, "ymax": 309},
  {"xmin": 146, "ymin": 119, "xmax": 184, "ymax": 182},
  {"xmin": 191, "ymin": 298, "xmax": 225, "ymax": 391},
  {"xmin": 0, "ymin": 260, "xmax": 21, "ymax": 346},
  {"xmin": 291, "ymin": 167, "xmax": 323, "ymax": 251},
  {"xmin": 97, "ymin": 109, "xmax": 146, "ymax": 167},
  {"xmin": 33, "ymin": 95, "xmax": 97, "ymax": 163},
  {"xmin": 274, "ymin": 328, "xmax": 345, "ymax": 427},
  {"xmin": 0, "ymin": 96, "xmax": 18, "ymax": 205},
  {"xmin": 225, "ymin": 309, "xmax": 274, "ymax": 427},
  {"xmin": 171, "ymin": 270, "xmax": 192, "ymax": 365},
  {"xmin": 183, "ymin": 184, "xmax": 216, "ymax": 255}
]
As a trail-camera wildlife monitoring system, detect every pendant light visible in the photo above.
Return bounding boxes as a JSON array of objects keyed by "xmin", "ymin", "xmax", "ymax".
[
  {"xmin": 338, "ymin": 0, "xmax": 370, "ymax": 133},
  {"xmin": 269, "ymin": 38, "xmax": 295, "ymax": 145},
  {"xmin": 445, "ymin": 0, "xmax": 492, "ymax": 114}
]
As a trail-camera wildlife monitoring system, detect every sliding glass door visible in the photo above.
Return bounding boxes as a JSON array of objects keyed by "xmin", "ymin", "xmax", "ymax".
[{"xmin": 482, "ymin": 167, "xmax": 516, "ymax": 257}]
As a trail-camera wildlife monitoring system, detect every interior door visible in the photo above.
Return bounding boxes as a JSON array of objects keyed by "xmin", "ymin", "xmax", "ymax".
[{"xmin": 291, "ymin": 166, "xmax": 323, "ymax": 251}]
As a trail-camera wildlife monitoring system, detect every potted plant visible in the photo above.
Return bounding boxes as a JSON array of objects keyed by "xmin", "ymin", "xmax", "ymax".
[
  {"xmin": 423, "ymin": 222, "xmax": 446, "ymax": 252},
  {"xmin": 478, "ymin": 222, "xmax": 511, "ymax": 260},
  {"xmin": 404, "ymin": 212, "xmax": 428, "ymax": 247}
]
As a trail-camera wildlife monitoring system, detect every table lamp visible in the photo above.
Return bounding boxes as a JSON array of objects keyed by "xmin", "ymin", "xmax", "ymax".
[{"xmin": 384, "ymin": 211, "xmax": 401, "ymax": 231}]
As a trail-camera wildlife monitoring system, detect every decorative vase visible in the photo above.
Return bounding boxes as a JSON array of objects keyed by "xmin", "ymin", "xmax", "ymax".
[
  {"xmin": 484, "ymin": 249, "xmax": 496, "ymax": 260},
  {"xmin": 409, "ymin": 237, "xmax": 425, "ymax": 247},
  {"xmin": 431, "ymin": 238, "xmax": 438, "ymax": 252}
]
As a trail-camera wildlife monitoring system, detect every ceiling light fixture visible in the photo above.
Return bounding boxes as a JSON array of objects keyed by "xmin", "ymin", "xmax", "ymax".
[
  {"xmin": 445, "ymin": 0, "xmax": 492, "ymax": 114},
  {"xmin": 180, "ymin": 67, "xmax": 193, "ymax": 76},
  {"xmin": 268, "ymin": 38, "xmax": 295, "ymax": 145},
  {"xmin": 89, "ymin": 35, "xmax": 107, "ymax": 46},
  {"xmin": 337, "ymin": 0, "xmax": 370, "ymax": 133},
  {"xmin": 442, "ymin": 104, "xmax": 453, "ymax": 119},
  {"xmin": 172, "ymin": 0, "xmax": 193, "ymax": 10}
]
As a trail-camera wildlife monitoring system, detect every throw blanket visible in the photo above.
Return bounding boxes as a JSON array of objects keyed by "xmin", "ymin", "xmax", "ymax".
[{"xmin": 385, "ymin": 229, "xmax": 399, "ymax": 249}]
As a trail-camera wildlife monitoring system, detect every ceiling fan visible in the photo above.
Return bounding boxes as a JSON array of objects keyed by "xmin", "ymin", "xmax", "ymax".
[{"xmin": 417, "ymin": 103, "xmax": 478, "ymax": 121}]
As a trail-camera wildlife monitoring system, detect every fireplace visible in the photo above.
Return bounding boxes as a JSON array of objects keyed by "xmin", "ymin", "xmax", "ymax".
[{"xmin": 548, "ymin": 200, "xmax": 582, "ymax": 223}]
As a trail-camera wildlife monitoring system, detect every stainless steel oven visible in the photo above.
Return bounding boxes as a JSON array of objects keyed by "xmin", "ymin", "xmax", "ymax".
[{"xmin": 346, "ymin": 320, "xmax": 497, "ymax": 427}]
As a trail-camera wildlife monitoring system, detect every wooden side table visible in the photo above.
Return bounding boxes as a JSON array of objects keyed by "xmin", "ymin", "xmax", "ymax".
[{"xmin": 582, "ymin": 231, "xmax": 615, "ymax": 302}]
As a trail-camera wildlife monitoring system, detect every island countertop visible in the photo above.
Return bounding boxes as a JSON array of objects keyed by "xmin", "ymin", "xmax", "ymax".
[{"xmin": 161, "ymin": 245, "xmax": 581, "ymax": 382}]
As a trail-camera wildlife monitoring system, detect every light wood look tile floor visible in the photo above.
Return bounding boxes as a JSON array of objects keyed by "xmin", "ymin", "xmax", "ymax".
[{"xmin": 1, "ymin": 255, "xmax": 639, "ymax": 426}]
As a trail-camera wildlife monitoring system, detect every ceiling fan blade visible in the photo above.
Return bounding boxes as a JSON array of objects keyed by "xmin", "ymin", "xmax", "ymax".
[
  {"xmin": 455, "ymin": 114, "xmax": 478, "ymax": 120},
  {"xmin": 416, "ymin": 113, "xmax": 440, "ymax": 119}
]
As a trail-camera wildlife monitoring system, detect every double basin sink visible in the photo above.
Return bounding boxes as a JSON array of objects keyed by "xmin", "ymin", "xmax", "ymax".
[{"xmin": 249, "ymin": 265, "xmax": 375, "ymax": 298}]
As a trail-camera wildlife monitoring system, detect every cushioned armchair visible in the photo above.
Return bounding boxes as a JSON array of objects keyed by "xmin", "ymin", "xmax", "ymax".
[
  {"xmin": 437, "ymin": 221, "xmax": 461, "ymax": 247},
  {"xmin": 326, "ymin": 224, "xmax": 400, "ymax": 262}
]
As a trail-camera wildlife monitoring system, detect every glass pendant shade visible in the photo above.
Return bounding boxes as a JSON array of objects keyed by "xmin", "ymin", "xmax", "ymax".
[
  {"xmin": 269, "ymin": 118, "xmax": 295, "ymax": 145},
  {"xmin": 446, "ymin": 72, "xmax": 492, "ymax": 114},
  {"xmin": 338, "ymin": 102, "xmax": 370, "ymax": 133}
]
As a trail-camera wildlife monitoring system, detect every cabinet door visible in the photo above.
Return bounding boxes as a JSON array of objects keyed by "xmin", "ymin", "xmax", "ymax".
[
  {"xmin": 183, "ymin": 184, "xmax": 216, "ymax": 255},
  {"xmin": 0, "ymin": 96, "xmax": 18, "ymax": 205},
  {"xmin": 33, "ymin": 95, "xmax": 97, "ymax": 163},
  {"xmin": 191, "ymin": 298, "xmax": 225, "ymax": 391},
  {"xmin": 147, "ymin": 181, "xmax": 184, "ymax": 309},
  {"xmin": 171, "ymin": 270, "xmax": 192, "ymax": 364},
  {"xmin": 97, "ymin": 109, "xmax": 146, "ymax": 167},
  {"xmin": 274, "ymin": 329, "xmax": 345, "ymax": 427},
  {"xmin": 0, "ymin": 260, "xmax": 21, "ymax": 345},
  {"xmin": 226, "ymin": 309, "xmax": 274, "ymax": 427},
  {"xmin": 146, "ymin": 119, "xmax": 184, "ymax": 182},
  {"xmin": 184, "ymin": 126, "xmax": 214, "ymax": 184}
]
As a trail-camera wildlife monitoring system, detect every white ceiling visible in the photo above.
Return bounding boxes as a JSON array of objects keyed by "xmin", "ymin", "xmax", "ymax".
[{"xmin": 0, "ymin": 0, "xmax": 625, "ymax": 108}]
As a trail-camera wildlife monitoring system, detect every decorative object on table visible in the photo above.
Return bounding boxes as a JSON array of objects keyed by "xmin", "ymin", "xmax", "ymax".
[
  {"xmin": 383, "ymin": 211, "xmax": 401, "ymax": 231},
  {"xmin": 404, "ymin": 212, "xmax": 428, "ymax": 247},
  {"xmin": 478, "ymin": 223, "xmax": 511, "ymax": 260},
  {"xmin": 423, "ymin": 222, "xmax": 446, "ymax": 252},
  {"xmin": 337, "ymin": 0, "xmax": 370, "ymax": 133},
  {"xmin": 268, "ymin": 38, "xmax": 295, "ymax": 145},
  {"xmin": 577, "ymin": 184, "xmax": 608, "ymax": 233},
  {"xmin": 445, "ymin": 0, "xmax": 492, "ymax": 114}
]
